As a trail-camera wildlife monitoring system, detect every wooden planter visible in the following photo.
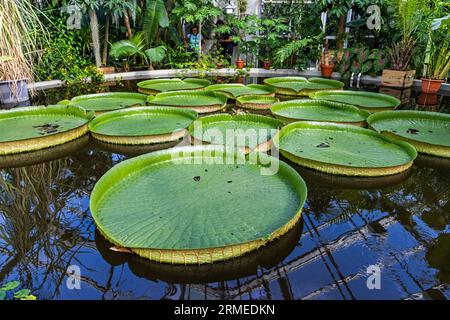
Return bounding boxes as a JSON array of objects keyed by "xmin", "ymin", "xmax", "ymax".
[
  {"xmin": 378, "ymin": 86, "xmax": 412, "ymax": 104},
  {"xmin": 381, "ymin": 69, "xmax": 415, "ymax": 88}
]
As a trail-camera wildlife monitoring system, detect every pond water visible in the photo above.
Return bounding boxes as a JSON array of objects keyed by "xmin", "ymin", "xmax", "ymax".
[{"xmin": 0, "ymin": 77, "xmax": 449, "ymax": 300}]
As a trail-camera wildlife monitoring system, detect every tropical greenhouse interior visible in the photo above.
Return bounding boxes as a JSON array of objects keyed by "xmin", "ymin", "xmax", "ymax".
[{"xmin": 0, "ymin": 0, "xmax": 449, "ymax": 303}]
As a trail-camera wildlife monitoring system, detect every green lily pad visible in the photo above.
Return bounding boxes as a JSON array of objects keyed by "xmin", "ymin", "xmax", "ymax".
[
  {"xmin": 68, "ymin": 92, "xmax": 148, "ymax": 113},
  {"xmin": 264, "ymin": 77, "xmax": 344, "ymax": 96},
  {"xmin": 147, "ymin": 91, "xmax": 228, "ymax": 113},
  {"xmin": 205, "ymin": 84, "xmax": 276, "ymax": 98},
  {"xmin": 274, "ymin": 121, "xmax": 417, "ymax": 176},
  {"xmin": 312, "ymin": 90, "xmax": 401, "ymax": 112},
  {"xmin": 89, "ymin": 107, "xmax": 197, "ymax": 145},
  {"xmin": 235, "ymin": 95, "xmax": 279, "ymax": 110},
  {"xmin": 271, "ymin": 99, "xmax": 370, "ymax": 125},
  {"xmin": 188, "ymin": 114, "xmax": 283, "ymax": 152},
  {"xmin": 0, "ymin": 105, "xmax": 93, "ymax": 155},
  {"xmin": 0, "ymin": 281, "xmax": 20, "ymax": 291},
  {"xmin": 137, "ymin": 78, "xmax": 211, "ymax": 94},
  {"xmin": 368, "ymin": 110, "xmax": 450, "ymax": 158},
  {"xmin": 90, "ymin": 146, "xmax": 307, "ymax": 264}
]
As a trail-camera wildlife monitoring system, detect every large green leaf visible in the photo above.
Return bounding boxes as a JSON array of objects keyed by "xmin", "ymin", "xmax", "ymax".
[
  {"xmin": 145, "ymin": 45, "xmax": 167, "ymax": 64},
  {"xmin": 274, "ymin": 121, "xmax": 417, "ymax": 176},
  {"xmin": 0, "ymin": 105, "xmax": 92, "ymax": 154},
  {"xmin": 89, "ymin": 106, "xmax": 197, "ymax": 139},
  {"xmin": 188, "ymin": 114, "xmax": 283, "ymax": 149},
  {"xmin": 137, "ymin": 78, "xmax": 211, "ymax": 94},
  {"xmin": 90, "ymin": 145, "xmax": 307, "ymax": 264},
  {"xmin": 312, "ymin": 90, "xmax": 401, "ymax": 112},
  {"xmin": 271, "ymin": 99, "xmax": 370, "ymax": 124},
  {"xmin": 368, "ymin": 110, "xmax": 450, "ymax": 158},
  {"xmin": 236, "ymin": 95, "xmax": 279, "ymax": 110},
  {"xmin": 205, "ymin": 84, "xmax": 276, "ymax": 98},
  {"xmin": 147, "ymin": 91, "xmax": 228, "ymax": 113},
  {"xmin": 263, "ymin": 77, "xmax": 344, "ymax": 95},
  {"xmin": 0, "ymin": 281, "xmax": 20, "ymax": 291},
  {"xmin": 69, "ymin": 92, "xmax": 148, "ymax": 113},
  {"xmin": 143, "ymin": 0, "xmax": 169, "ymax": 44}
]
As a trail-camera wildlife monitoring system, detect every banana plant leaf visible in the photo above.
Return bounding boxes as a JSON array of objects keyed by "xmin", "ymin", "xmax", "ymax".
[
  {"xmin": 0, "ymin": 105, "xmax": 93, "ymax": 155},
  {"xmin": 368, "ymin": 110, "xmax": 450, "ymax": 158},
  {"xmin": 205, "ymin": 84, "xmax": 276, "ymax": 98},
  {"xmin": 137, "ymin": 78, "xmax": 211, "ymax": 94},
  {"xmin": 270, "ymin": 99, "xmax": 370, "ymax": 125},
  {"xmin": 90, "ymin": 145, "xmax": 307, "ymax": 264},
  {"xmin": 188, "ymin": 114, "xmax": 283, "ymax": 153},
  {"xmin": 263, "ymin": 77, "xmax": 344, "ymax": 96},
  {"xmin": 273, "ymin": 121, "xmax": 417, "ymax": 176},
  {"xmin": 235, "ymin": 95, "xmax": 279, "ymax": 110},
  {"xmin": 69, "ymin": 92, "xmax": 148, "ymax": 114},
  {"xmin": 147, "ymin": 91, "xmax": 228, "ymax": 113},
  {"xmin": 312, "ymin": 90, "xmax": 401, "ymax": 112},
  {"xmin": 89, "ymin": 107, "xmax": 197, "ymax": 145}
]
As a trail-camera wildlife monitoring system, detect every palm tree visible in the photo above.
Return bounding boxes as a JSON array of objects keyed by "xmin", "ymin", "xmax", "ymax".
[{"xmin": 77, "ymin": 0, "xmax": 102, "ymax": 67}]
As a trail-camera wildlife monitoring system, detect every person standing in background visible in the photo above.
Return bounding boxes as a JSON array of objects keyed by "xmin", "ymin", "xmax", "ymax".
[{"xmin": 185, "ymin": 26, "xmax": 202, "ymax": 54}]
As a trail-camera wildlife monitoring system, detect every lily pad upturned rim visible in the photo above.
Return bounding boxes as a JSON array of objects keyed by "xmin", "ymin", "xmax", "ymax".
[
  {"xmin": 0, "ymin": 104, "xmax": 93, "ymax": 155},
  {"xmin": 367, "ymin": 110, "xmax": 450, "ymax": 158},
  {"xmin": 205, "ymin": 83, "xmax": 276, "ymax": 98},
  {"xmin": 90, "ymin": 145, "xmax": 307, "ymax": 264},
  {"xmin": 188, "ymin": 113, "xmax": 284, "ymax": 153},
  {"xmin": 273, "ymin": 121, "xmax": 417, "ymax": 176},
  {"xmin": 137, "ymin": 78, "xmax": 211, "ymax": 94},
  {"xmin": 312, "ymin": 90, "xmax": 401, "ymax": 112},
  {"xmin": 147, "ymin": 90, "xmax": 228, "ymax": 113},
  {"xmin": 270, "ymin": 99, "xmax": 370, "ymax": 125},
  {"xmin": 263, "ymin": 77, "xmax": 344, "ymax": 96},
  {"xmin": 235, "ymin": 95, "xmax": 280, "ymax": 110},
  {"xmin": 69, "ymin": 92, "xmax": 148, "ymax": 113},
  {"xmin": 88, "ymin": 106, "xmax": 198, "ymax": 145}
]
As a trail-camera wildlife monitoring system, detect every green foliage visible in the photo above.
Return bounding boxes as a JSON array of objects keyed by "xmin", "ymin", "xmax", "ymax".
[
  {"xmin": 0, "ymin": 281, "xmax": 36, "ymax": 300},
  {"xmin": 143, "ymin": 0, "xmax": 169, "ymax": 44},
  {"xmin": 34, "ymin": 12, "xmax": 103, "ymax": 83},
  {"xmin": 337, "ymin": 47, "xmax": 389, "ymax": 78}
]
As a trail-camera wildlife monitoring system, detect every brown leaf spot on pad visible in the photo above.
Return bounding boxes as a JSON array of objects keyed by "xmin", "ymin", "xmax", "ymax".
[
  {"xmin": 316, "ymin": 142, "xmax": 330, "ymax": 148},
  {"xmin": 406, "ymin": 128, "xmax": 419, "ymax": 134},
  {"xmin": 193, "ymin": 176, "xmax": 201, "ymax": 182}
]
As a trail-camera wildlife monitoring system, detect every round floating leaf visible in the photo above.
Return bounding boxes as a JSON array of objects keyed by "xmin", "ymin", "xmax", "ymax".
[
  {"xmin": 0, "ymin": 281, "xmax": 20, "ymax": 291},
  {"xmin": 312, "ymin": 90, "xmax": 401, "ymax": 112},
  {"xmin": 137, "ymin": 78, "xmax": 211, "ymax": 94},
  {"xmin": 235, "ymin": 95, "xmax": 279, "ymax": 110},
  {"xmin": 271, "ymin": 99, "xmax": 370, "ymax": 126},
  {"xmin": 89, "ymin": 107, "xmax": 197, "ymax": 145},
  {"xmin": 69, "ymin": 92, "xmax": 148, "ymax": 113},
  {"xmin": 263, "ymin": 77, "xmax": 344, "ymax": 96},
  {"xmin": 188, "ymin": 114, "xmax": 283, "ymax": 153},
  {"xmin": 205, "ymin": 83, "xmax": 276, "ymax": 98},
  {"xmin": 147, "ymin": 91, "xmax": 228, "ymax": 113},
  {"xmin": 368, "ymin": 110, "xmax": 450, "ymax": 158},
  {"xmin": 274, "ymin": 121, "xmax": 417, "ymax": 176},
  {"xmin": 90, "ymin": 145, "xmax": 307, "ymax": 264},
  {"xmin": 0, "ymin": 105, "xmax": 92, "ymax": 155}
]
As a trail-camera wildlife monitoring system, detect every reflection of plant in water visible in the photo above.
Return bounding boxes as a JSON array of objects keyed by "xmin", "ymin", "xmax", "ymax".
[{"xmin": 0, "ymin": 280, "xmax": 36, "ymax": 300}]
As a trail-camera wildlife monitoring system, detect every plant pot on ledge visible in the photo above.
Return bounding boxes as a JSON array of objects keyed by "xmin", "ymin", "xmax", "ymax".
[
  {"xmin": 236, "ymin": 58, "xmax": 245, "ymax": 69},
  {"xmin": 320, "ymin": 64, "xmax": 334, "ymax": 78},
  {"xmin": 262, "ymin": 60, "xmax": 272, "ymax": 70},
  {"xmin": 381, "ymin": 69, "xmax": 416, "ymax": 88},
  {"xmin": 421, "ymin": 78, "xmax": 444, "ymax": 94}
]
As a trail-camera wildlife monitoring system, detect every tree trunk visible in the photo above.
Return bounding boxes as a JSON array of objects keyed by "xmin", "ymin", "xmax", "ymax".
[
  {"xmin": 198, "ymin": 20, "xmax": 202, "ymax": 58},
  {"xmin": 124, "ymin": 11, "xmax": 133, "ymax": 39},
  {"xmin": 102, "ymin": 14, "xmax": 110, "ymax": 65},
  {"xmin": 88, "ymin": 9, "xmax": 101, "ymax": 68},
  {"xmin": 336, "ymin": 14, "xmax": 346, "ymax": 50}
]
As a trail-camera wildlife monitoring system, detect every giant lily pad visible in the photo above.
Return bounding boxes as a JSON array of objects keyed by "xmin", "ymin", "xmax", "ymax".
[
  {"xmin": 271, "ymin": 99, "xmax": 370, "ymax": 126},
  {"xmin": 274, "ymin": 121, "xmax": 417, "ymax": 176},
  {"xmin": 368, "ymin": 110, "xmax": 450, "ymax": 158},
  {"xmin": 90, "ymin": 146, "xmax": 307, "ymax": 264},
  {"xmin": 137, "ymin": 78, "xmax": 211, "ymax": 95},
  {"xmin": 235, "ymin": 95, "xmax": 279, "ymax": 110},
  {"xmin": 88, "ymin": 107, "xmax": 197, "ymax": 145},
  {"xmin": 0, "ymin": 105, "xmax": 93, "ymax": 155},
  {"xmin": 263, "ymin": 77, "xmax": 344, "ymax": 97},
  {"xmin": 205, "ymin": 83, "xmax": 276, "ymax": 98},
  {"xmin": 312, "ymin": 90, "xmax": 401, "ymax": 112},
  {"xmin": 68, "ymin": 92, "xmax": 148, "ymax": 114},
  {"xmin": 188, "ymin": 114, "xmax": 283, "ymax": 153},
  {"xmin": 147, "ymin": 91, "xmax": 227, "ymax": 113}
]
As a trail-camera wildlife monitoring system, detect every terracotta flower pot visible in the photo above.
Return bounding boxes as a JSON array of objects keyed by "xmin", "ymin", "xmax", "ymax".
[
  {"xmin": 320, "ymin": 64, "xmax": 334, "ymax": 78},
  {"xmin": 417, "ymin": 92, "xmax": 438, "ymax": 106},
  {"xmin": 421, "ymin": 78, "xmax": 444, "ymax": 94},
  {"xmin": 236, "ymin": 59, "xmax": 245, "ymax": 69},
  {"xmin": 263, "ymin": 60, "xmax": 272, "ymax": 70}
]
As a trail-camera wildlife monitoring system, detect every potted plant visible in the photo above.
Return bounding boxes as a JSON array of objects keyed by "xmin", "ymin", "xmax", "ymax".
[
  {"xmin": 381, "ymin": 37, "xmax": 416, "ymax": 88},
  {"xmin": 320, "ymin": 44, "xmax": 335, "ymax": 78},
  {"xmin": 421, "ymin": 44, "xmax": 450, "ymax": 93},
  {"xmin": 235, "ymin": 57, "xmax": 245, "ymax": 69}
]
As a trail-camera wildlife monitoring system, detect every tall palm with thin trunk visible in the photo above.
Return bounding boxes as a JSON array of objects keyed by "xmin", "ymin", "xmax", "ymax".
[{"xmin": 78, "ymin": 0, "xmax": 102, "ymax": 67}]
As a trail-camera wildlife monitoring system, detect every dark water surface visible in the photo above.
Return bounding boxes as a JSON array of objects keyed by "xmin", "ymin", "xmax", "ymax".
[{"xmin": 0, "ymin": 77, "xmax": 449, "ymax": 300}]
